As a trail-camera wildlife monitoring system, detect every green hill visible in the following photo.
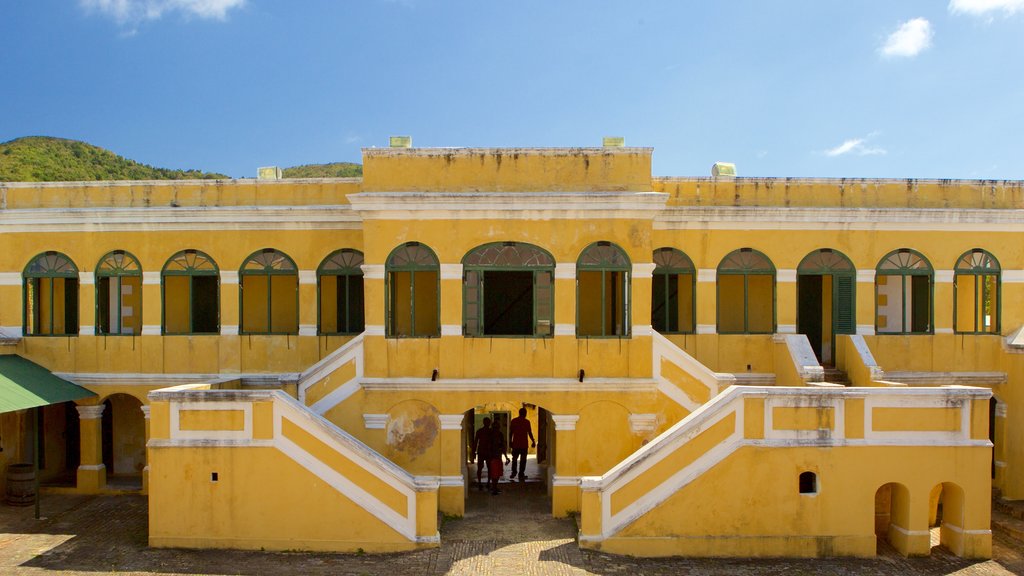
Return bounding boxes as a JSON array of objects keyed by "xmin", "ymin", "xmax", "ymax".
[
  {"xmin": 282, "ymin": 162, "xmax": 362, "ymax": 178},
  {"xmin": 0, "ymin": 136, "xmax": 230, "ymax": 182},
  {"xmin": 0, "ymin": 136, "xmax": 364, "ymax": 182}
]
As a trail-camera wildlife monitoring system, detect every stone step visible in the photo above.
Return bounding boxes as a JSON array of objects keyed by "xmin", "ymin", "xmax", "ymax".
[
  {"xmin": 992, "ymin": 509, "xmax": 1024, "ymax": 544},
  {"xmin": 994, "ymin": 497, "xmax": 1024, "ymax": 521},
  {"xmin": 821, "ymin": 368, "xmax": 850, "ymax": 385}
]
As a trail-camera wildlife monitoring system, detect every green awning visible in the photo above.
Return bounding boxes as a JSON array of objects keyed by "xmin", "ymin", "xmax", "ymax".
[{"xmin": 0, "ymin": 355, "xmax": 96, "ymax": 414}]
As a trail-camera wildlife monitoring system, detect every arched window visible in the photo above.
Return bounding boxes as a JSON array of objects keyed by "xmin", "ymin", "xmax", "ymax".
[
  {"xmin": 577, "ymin": 242, "xmax": 630, "ymax": 337},
  {"xmin": 954, "ymin": 249, "xmax": 1000, "ymax": 334},
  {"xmin": 318, "ymin": 249, "xmax": 365, "ymax": 335},
  {"xmin": 717, "ymin": 248, "xmax": 775, "ymax": 334},
  {"xmin": 875, "ymin": 249, "xmax": 932, "ymax": 334},
  {"xmin": 652, "ymin": 248, "xmax": 695, "ymax": 334},
  {"xmin": 796, "ymin": 249, "xmax": 856, "ymax": 364},
  {"xmin": 240, "ymin": 249, "xmax": 299, "ymax": 334},
  {"xmin": 162, "ymin": 250, "xmax": 219, "ymax": 335},
  {"xmin": 23, "ymin": 251, "xmax": 79, "ymax": 336},
  {"xmin": 463, "ymin": 242, "xmax": 554, "ymax": 337},
  {"xmin": 96, "ymin": 250, "xmax": 142, "ymax": 335},
  {"xmin": 386, "ymin": 242, "xmax": 440, "ymax": 338}
]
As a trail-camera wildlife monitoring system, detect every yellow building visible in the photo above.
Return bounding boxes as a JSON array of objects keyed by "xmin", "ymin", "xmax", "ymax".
[{"xmin": 0, "ymin": 144, "xmax": 1013, "ymax": 558}]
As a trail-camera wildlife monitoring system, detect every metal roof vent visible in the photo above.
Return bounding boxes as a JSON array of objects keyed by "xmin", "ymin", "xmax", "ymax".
[
  {"xmin": 712, "ymin": 162, "xmax": 736, "ymax": 179},
  {"xmin": 602, "ymin": 136, "xmax": 625, "ymax": 147},
  {"xmin": 257, "ymin": 166, "xmax": 282, "ymax": 180},
  {"xmin": 389, "ymin": 136, "xmax": 413, "ymax": 148}
]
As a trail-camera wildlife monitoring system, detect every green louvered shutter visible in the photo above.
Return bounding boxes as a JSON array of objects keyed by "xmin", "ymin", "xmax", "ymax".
[
  {"xmin": 463, "ymin": 270, "xmax": 480, "ymax": 336},
  {"xmin": 834, "ymin": 275, "xmax": 855, "ymax": 334}
]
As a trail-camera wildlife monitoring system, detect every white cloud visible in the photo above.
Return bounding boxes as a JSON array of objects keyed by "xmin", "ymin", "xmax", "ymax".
[
  {"xmin": 80, "ymin": 0, "xmax": 245, "ymax": 25},
  {"xmin": 949, "ymin": 0, "xmax": 1024, "ymax": 16},
  {"xmin": 823, "ymin": 136, "xmax": 887, "ymax": 158},
  {"xmin": 880, "ymin": 18, "xmax": 933, "ymax": 58}
]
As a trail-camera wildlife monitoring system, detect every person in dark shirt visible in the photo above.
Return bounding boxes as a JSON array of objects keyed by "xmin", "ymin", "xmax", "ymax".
[
  {"xmin": 488, "ymin": 420, "xmax": 509, "ymax": 495},
  {"xmin": 472, "ymin": 418, "xmax": 492, "ymax": 491},
  {"xmin": 508, "ymin": 407, "xmax": 536, "ymax": 480}
]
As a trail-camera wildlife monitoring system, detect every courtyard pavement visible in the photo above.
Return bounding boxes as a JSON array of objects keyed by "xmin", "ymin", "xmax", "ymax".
[{"xmin": 0, "ymin": 481, "xmax": 1022, "ymax": 575}]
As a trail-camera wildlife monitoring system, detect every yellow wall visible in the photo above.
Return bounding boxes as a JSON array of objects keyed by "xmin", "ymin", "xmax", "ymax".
[{"xmin": 362, "ymin": 147, "xmax": 652, "ymax": 193}]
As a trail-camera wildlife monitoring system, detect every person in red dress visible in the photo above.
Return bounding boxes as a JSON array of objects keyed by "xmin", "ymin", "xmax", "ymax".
[
  {"xmin": 488, "ymin": 421, "xmax": 509, "ymax": 495},
  {"xmin": 508, "ymin": 407, "xmax": 536, "ymax": 481}
]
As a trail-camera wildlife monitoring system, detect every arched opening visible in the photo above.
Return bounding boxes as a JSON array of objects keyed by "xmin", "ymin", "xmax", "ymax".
[
  {"xmin": 797, "ymin": 248, "xmax": 855, "ymax": 365},
  {"xmin": 717, "ymin": 248, "xmax": 775, "ymax": 334},
  {"xmin": 162, "ymin": 249, "xmax": 219, "ymax": 334},
  {"xmin": 462, "ymin": 242, "xmax": 555, "ymax": 337},
  {"xmin": 240, "ymin": 248, "xmax": 299, "ymax": 334},
  {"xmin": 95, "ymin": 250, "xmax": 143, "ymax": 335},
  {"xmin": 577, "ymin": 242, "xmax": 630, "ymax": 337},
  {"xmin": 465, "ymin": 401, "xmax": 547, "ymax": 496},
  {"xmin": 929, "ymin": 482, "xmax": 967, "ymax": 555},
  {"xmin": 954, "ymin": 249, "xmax": 1000, "ymax": 334},
  {"xmin": 100, "ymin": 394, "xmax": 145, "ymax": 490},
  {"xmin": 876, "ymin": 249, "xmax": 933, "ymax": 334},
  {"xmin": 652, "ymin": 247, "xmax": 695, "ymax": 334},
  {"xmin": 875, "ymin": 482, "xmax": 912, "ymax": 555},
  {"xmin": 386, "ymin": 242, "xmax": 440, "ymax": 338},
  {"xmin": 24, "ymin": 251, "xmax": 79, "ymax": 336},
  {"xmin": 317, "ymin": 249, "xmax": 365, "ymax": 335}
]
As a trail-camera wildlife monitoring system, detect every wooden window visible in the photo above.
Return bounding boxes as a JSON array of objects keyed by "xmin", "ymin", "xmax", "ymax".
[
  {"xmin": 652, "ymin": 248, "xmax": 695, "ymax": 334},
  {"xmin": 462, "ymin": 242, "xmax": 555, "ymax": 337},
  {"xmin": 577, "ymin": 242, "xmax": 631, "ymax": 337},
  {"xmin": 23, "ymin": 251, "xmax": 79, "ymax": 336},
  {"xmin": 162, "ymin": 250, "xmax": 219, "ymax": 335},
  {"xmin": 386, "ymin": 242, "xmax": 440, "ymax": 338},
  {"xmin": 318, "ymin": 249, "xmax": 365, "ymax": 335},
  {"xmin": 716, "ymin": 248, "xmax": 775, "ymax": 334},
  {"xmin": 875, "ymin": 249, "xmax": 933, "ymax": 335},
  {"xmin": 96, "ymin": 250, "xmax": 142, "ymax": 336},
  {"xmin": 954, "ymin": 249, "xmax": 1000, "ymax": 334}
]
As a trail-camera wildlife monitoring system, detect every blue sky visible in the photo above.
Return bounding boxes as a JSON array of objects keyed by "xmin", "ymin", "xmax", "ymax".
[{"xmin": 2, "ymin": 1, "xmax": 1023, "ymax": 179}]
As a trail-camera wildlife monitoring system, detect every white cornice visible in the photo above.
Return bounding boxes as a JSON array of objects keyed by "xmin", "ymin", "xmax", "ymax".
[
  {"xmin": 0, "ymin": 205, "xmax": 360, "ymax": 233},
  {"xmin": 654, "ymin": 206, "xmax": 1024, "ymax": 232},
  {"xmin": 360, "ymin": 378, "xmax": 657, "ymax": 393},
  {"xmin": 346, "ymin": 191, "xmax": 669, "ymax": 220}
]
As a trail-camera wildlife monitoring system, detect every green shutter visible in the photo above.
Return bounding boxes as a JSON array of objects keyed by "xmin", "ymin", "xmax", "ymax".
[
  {"xmin": 463, "ymin": 270, "xmax": 480, "ymax": 336},
  {"xmin": 834, "ymin": 275, "xmax": 855, "ymax": 335}
]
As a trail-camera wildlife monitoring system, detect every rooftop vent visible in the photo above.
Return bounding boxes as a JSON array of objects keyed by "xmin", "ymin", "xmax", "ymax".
[
  {"xmin": 257, "ymin": 166, "xmax": 282, "ymax": 180},
  {"xmin": 711, "ymin": 162, "xmax": 736, "ymax": 179},
  {"xmin": 389, "ymin": 136, "xmax": 413, "ymax": 148},
  {"xmin": 602, "ymin": 136, "xmax": 625, "ymax": 147}
]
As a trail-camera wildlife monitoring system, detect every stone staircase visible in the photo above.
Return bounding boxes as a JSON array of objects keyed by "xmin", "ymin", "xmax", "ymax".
[
  {"xmin": 822, "ymin": 367, "xmax": 850, "ymax": 386},
  {"xmin": 993, "ymin": 490, "xmax": 1024, "ymax": 544}
]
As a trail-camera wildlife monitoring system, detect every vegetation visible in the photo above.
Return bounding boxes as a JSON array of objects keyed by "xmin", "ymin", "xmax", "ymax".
[
  {"xmin": 0, "ymin": 136, "xmax": 364, "ymax": 182},
  {"xmin": 282, "ymin": 162, "xmax": 362, "ymax": 178},
  {"xmin": 0, "ymin": 136, "xmax": 230, "ymax": 181}
]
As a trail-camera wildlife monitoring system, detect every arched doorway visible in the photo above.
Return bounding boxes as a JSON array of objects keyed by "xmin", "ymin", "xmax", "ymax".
[
  {"xmin": 797, "ymin": 249, "xmax": 856, "ymax": 365},
  {"xmin": 875, "ymin": 482, "xmax": 911, "ymax": 555},
  {"xmin": 100, "ymin": 394, "xmax": 145, "ymax": 489},
  {"xmin": 464, "ymin": 401, "xmax": 548, "ymax": 495},
  {"xmin": 929, "ymin": 482, "xmax": 967, "ymax": 555}
]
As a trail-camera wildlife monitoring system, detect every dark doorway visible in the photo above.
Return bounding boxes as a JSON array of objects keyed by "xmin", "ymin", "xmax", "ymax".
[
  {"xmin": 483, "ymin": 270, "xmax": 533, "ymax": 335},
  {"xmin": 911, "ymin": 275, "xmax": 931, "ymax": 332},
  {"xmin": 798, "ymin": 275, "xmax": 824, "ymax": 362},
  {"xmin": 102, "ymin": 399, "xmax": 114, "ymax": 473},
  {"xmin": 65, "ymin": 403, "xmax": 80, "ymax": 472}
]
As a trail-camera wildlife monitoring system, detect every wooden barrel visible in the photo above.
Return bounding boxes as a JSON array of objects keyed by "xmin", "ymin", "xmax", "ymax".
[{"xmin": 5, "ymin": 464, "xmax": 36, "ymax": 506}]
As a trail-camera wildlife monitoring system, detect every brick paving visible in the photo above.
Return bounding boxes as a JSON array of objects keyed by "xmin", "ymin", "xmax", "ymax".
[{"xmin": 0, "ymin": 482, "xmax": 1022, "ymax": 575}]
